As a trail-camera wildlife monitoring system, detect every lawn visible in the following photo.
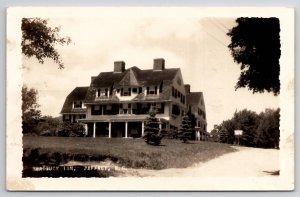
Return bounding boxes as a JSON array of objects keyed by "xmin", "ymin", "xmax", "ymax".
[{"xmin": 23, "ymin": 136, "xmax": 236, "ymax": 171}]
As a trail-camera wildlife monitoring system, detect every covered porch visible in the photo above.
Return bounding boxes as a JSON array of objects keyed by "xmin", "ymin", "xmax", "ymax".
[{"xmin": 79, "ymin": 116, "xmax": 168, "ymax": 138}]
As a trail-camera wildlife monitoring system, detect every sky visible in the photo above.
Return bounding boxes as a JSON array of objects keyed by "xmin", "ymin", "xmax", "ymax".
[{"xmin": 21, "ymin": 15, "xmax": 279, "ymax": 132}]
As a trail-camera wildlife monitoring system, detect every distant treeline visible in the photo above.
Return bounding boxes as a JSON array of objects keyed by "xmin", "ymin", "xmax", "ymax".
[{"xmin": 210, "ymin": 108, "xmax": 280, "ymax": 149}]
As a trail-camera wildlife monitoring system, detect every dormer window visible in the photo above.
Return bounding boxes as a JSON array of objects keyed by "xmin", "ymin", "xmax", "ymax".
[
  {"xmin": 146, "ymin": 86, "xmax": 158, "ymax": 95},
  {"xmin": 73, "ymin": 101, "xmax": 83, "ymax": 109},
  {"xmin": 97, "ymin": 88, "xmax": 108, "ymax": 97},
  {"xmin": 120, "ymin": 87, "xmax": 131, "ymax": 96}
]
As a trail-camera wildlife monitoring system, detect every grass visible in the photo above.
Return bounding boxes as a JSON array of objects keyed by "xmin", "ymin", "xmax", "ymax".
[{"xmin": 23, "ymin": 136, "xmax": 236, "ymax": 171}]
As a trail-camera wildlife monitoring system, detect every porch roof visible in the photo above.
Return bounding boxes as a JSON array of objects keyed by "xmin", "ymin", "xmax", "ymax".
[{"xmin": 78, "ymin": 115, "xmax": 169, "ymax": 123}]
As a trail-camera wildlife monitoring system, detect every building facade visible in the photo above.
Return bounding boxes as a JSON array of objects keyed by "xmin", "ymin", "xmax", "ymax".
[{"xmin": 60, "ymin": 58, "xmax": 207, "ymax": 138}]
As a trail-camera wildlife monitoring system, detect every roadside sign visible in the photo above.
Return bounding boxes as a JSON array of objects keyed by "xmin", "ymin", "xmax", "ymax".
[{"xmin": 234, "ymin": 130, "xmax": 243, "ymax": 136}]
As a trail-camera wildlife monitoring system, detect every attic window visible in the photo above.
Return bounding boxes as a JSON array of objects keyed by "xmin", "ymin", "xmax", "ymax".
[
  {"xmin": 97, "ymin": 88, "xmax": 108, "ymax": 97},
  {"xmin": 73, "ymin": 101, "xmax": 82, "ymax": 108}
]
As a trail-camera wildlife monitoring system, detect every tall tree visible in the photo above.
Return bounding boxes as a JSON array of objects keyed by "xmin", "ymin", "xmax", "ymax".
[
  {"xmin": 233, "ymin": 109, "xmax": 259, "ymax": 147},
  {"xmin": 227, "ymin": 17, "xmax": 281, "ymax": 95},
  {"xmin": 21, "ymin": 18, "xmax": 71, "ymax": 69},
  {"xmin": 254, "ymin": 109, "xmax": 280, "ymax": 148},
  {"xmin": 22, "ymin": 85, "xmax": 41, "ymax": 133},
  {"xmin": 178, "ymin": 113, "xmax": 193, "ymax": 143},
  {"xmin": 143, "ymin": 108, "xmax": 162, "ymax": 145}
]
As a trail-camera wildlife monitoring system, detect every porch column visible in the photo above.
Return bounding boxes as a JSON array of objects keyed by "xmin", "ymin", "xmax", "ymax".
[
  {"xmin": 141, "ymin": 121, "xmax": 144, "ymax": 137},
  {"xmin": 108, "ymin": 122, "xmax": 111, "ymax": 138},
  {"xmin": 84, "ymin": 124, "xmax": 88, "ymax": 136},
  {"xmin": 125, "ymin": 121, "xmax": 128, "ymax": 138},
  {"xmin": 93, "ymin": 122, "xmax": 96, "ymax": 138},
  {"xmin": 159, "ymin": 119, "xmax": 162, "ymax": 130}
]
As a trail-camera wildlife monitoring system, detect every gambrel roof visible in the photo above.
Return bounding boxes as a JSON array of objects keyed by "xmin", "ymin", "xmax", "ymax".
[
  {"xmin": 84, "ymin": 66, "xmax": 179, "ymax": 103},
  {"xmin": 60, "ymin": 87, "xmax": 89, "ymax": 114},
  {"xmin": 90, "ymin": 66, "xmax": 179, "ymax": 87}
]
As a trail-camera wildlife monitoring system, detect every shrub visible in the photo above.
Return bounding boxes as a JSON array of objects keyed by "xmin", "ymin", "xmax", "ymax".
[{"xmin": 56, "ymin": 122, "xmax": 85, "ymax": 137}]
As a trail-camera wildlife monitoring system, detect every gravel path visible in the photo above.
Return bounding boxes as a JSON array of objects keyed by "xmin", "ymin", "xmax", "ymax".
[{"xmin": 122, "ymin": 146, "xmax": 279, "ymax": 177}]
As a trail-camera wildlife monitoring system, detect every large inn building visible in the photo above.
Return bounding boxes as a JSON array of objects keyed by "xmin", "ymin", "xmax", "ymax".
[{"xmin": 60, "ymin": 58, "xmax": 207, "ymax": 139}]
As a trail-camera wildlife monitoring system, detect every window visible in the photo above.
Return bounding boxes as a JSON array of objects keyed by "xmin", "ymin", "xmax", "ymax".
[
  {"xmin": 139, "ymin": 87, "xmax": 142, "ymax": 93},
  {"xmin": 122, "ymin": 87, "xmax": 131, "ymax": 96},
  {"xmin": 74, "ymin": 101, "xmax": 82, "ymax": 108},
  {"xmin": 98, "ymin": 88, "xmax": 108, "ymax": 97},
  {"xmin": 91, "ymin": 105, "xmax": 102, "ymax": 115},
  {"xmin": 154, "ymin": 86, "xmax": 157, "ymax": 94},
  {"xmin": 172, "ymin": 104, "xmax": 180, "ymax": 116},
  {"xmin": 132, "ymin": 88, "xmax": 137, "ymax": 93}
]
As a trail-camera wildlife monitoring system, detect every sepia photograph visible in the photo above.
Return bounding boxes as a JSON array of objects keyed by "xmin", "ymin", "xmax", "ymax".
[{"xmin": 6, "ymin": 7, "xmax": 294, "ymax": 190}]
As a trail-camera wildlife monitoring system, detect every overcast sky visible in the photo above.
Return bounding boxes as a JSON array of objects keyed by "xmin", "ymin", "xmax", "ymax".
[{"xmin": 22, "ymin": 16, "xmax": 279, "ymax": 132}]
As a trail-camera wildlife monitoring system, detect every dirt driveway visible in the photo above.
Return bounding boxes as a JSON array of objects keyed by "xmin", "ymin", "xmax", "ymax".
[{"xmin": 122, "ymin": 146, "xmax": 279, "ymax": 177}]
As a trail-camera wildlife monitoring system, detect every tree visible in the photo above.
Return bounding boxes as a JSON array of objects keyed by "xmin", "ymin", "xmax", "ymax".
[
  {"xmin": 187, "ymin": 111, "xmax": 196, "ymax": 140},
  {"xmin": 254, "ymin": 109, "xmax": 280, "ymax": 148},
  {"xmin": 233, "ymin": 109, "xmax": 259, "ymax": 147},
  {"xmin": 178, "ymin": 113, "xmax": 193, "ymax": 143},
  {"xmin": 21, "ymin": 18, "xmax": 71, "ymax": 69},
  {"xmin": 227, "ymin": 18, "xmax": 281, "ymax": 95},
  {"xmin": 219, "ymin": 119, "xmax": 236, "ymax": 144},
  {"xmin": 143, "ymin": 108, "xmax": 163, "ymax": 145},
  {"xmin": 36, "ymin": 116, "xmax": 61, "ymax": 136},
  {"xmin": 22, "ymin": 85, "xmax": 41, "ymax": 133}
]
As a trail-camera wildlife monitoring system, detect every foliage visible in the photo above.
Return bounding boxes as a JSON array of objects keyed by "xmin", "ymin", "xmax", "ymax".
[
  {"xmin": 56, "ymin": 121, "xmax": 85, "ymax": 137},
  {"xmin": 36, "ymin": 116, "xmax": 61, "ymax": 136},
  {"xmin": 143, "ymin": 108, "xmax": 163, "ymax": 145},
  {"xmin": 178, "ymin": 113, "xmax": 193, "ymax": 143},
  {"xmin": 22, "ymin": 85, "xmax": 41, "ymax": 134},
  {"xmin": 233, "ymin": 109, "xmax": 259, "ymax": 146},
  {"xmin": 227, "ymin": 17, "xmax": 281, "ymax": 95},
  {"xmin": 254, "ymin": 109, "xmax": 280, "ymax": 148},
  {"xmin": 21, "ymin": 18, "xmax": 71, "ymax": 69},
  {"xmin": 213, "ymin": 108, "xmax": 280, "ymax": 148},
  {"xmin": 210, "ymin": 127, "xmax": 220, "ymax": 142}
]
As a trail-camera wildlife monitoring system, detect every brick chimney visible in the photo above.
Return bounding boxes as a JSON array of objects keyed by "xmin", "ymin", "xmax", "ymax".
[
  {"xmin": 114, "ymin": 61, "xmax": 125, "ymax": 73},
  {"xmin": 184, "ymin": 84, "xmax": 190, "ymax": 94},
  {"xmin": 153, "ymin": 58, "xmax": 165, "ymax": 71}
]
